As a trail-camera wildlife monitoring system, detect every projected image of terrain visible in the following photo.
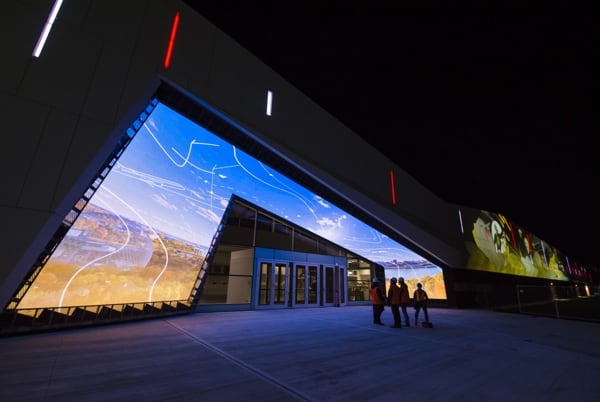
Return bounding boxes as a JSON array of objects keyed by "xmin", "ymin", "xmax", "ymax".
[{"xmin": 18, "ymin": 102, "xmax": 445, "ymax": 309}]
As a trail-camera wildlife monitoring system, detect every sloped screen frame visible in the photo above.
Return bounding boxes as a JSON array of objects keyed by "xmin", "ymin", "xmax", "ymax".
[{"xmin": 10, "ymin": 82, "xmax": 447, "ymax": 311}]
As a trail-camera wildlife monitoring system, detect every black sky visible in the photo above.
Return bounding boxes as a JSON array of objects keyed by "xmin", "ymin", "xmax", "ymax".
[{"xmin": 184, "ymin": 4, "xmax": 598, "ymax": 267}]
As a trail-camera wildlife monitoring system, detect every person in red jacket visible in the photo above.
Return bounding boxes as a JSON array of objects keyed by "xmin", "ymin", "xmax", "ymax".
[
  {"xmin": 398, "ymin": 277, "xmax": 411, "ymax": 327},
  {"xmin": 387, "ymin": 277, "xmax": 403, "ymax": 328},
  {"xmin": 370, "ymin": 278, "xmax": 386, "ymax": 325}
]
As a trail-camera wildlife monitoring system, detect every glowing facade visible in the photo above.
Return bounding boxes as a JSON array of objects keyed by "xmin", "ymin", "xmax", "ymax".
[{"xmin": 0, "ymin": 1, "xmax": 592, "ymax": 334}]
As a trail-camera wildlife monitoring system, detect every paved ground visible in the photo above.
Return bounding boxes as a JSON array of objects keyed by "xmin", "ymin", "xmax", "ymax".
[{"xmin": 1, "ymin": 305, "xmax": 599, "ymax": 401}]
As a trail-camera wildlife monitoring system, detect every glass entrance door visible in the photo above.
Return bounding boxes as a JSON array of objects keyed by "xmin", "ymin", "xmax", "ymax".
[
  {"xmin": 322, "ymin": 265, "xmax": 346, "ymax": 307},
  {"xmin": 257, "ymin": 261, "xmax": 288, "ymax": 308},
  {"xmin": 293, "ymin": 264, "xmax": 319, "ymax": 307},
  {"xmin": 255, "ymin": 258, "xmax": 346, "ymax": 309}
]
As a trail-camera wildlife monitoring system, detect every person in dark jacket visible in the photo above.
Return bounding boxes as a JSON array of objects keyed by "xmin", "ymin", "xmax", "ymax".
[
  {"xmin": 413, "ymin": 282, "xmax": 429, "ymax": 326},
  {"xmin": 387, "ymin": 277, "xmax": 402, "ymax": 328},
  {"xmin": 370, "ymin": 278, "xmax": 386, "ymax": 325}
]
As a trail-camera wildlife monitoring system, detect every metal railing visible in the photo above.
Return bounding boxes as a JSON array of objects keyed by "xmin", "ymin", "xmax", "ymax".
[
  {"xmin": 515, "ymin": 284, "xmax": 600, "ymax": 322},
  {"xmin": 0, "ymin": 299, "xmax": 193, "ymax": 336}
]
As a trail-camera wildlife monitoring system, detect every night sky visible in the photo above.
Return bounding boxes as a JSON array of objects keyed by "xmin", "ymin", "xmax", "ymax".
[{"xmin": 184, "ymin": 4, "xmax": 599, "ymax": 268}]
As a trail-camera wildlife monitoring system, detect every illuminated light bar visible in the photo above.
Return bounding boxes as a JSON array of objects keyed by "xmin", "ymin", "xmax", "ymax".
[
  {"xmin": 32, "ymin": 0, "xmax": 64, "ymax": 58},
  {"xmin": 389, "ymin": 170, "xmax": 396, "ymax": 205},
  {"xmin": 163, "ymin": 12, "xmax": 180, "ymax": 69},
  {"xmin": 266, "ymin": 90, "xmax": 273, "ymax": 116},
  {"xmin": 458, "ymin": 209, "xmax": 464, "ymax": 234}
]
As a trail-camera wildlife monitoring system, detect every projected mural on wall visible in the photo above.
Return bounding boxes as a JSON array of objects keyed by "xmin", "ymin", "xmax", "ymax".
[
  {"xmin": 464, "ymin": 209, "xmax": 591, "ymax": 282},
  {"xmin": 18, "ymin": 101, "xmax": 445, "ymax": 309}
]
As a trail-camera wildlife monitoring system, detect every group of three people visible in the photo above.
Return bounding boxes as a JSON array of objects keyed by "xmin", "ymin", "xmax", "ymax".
[{"xmin": 370, "ymin": 276, "xmax": 429, "ymax": 328}]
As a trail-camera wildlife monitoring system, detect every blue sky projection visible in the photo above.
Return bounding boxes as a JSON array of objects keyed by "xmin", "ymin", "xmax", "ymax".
[
  {"xmin": 19, "ymin": 102, "xmax": 444, "ymax": 309},
  {"xmin": 103, "ymin": 102, "xmax": 434, "ymax": 267}
]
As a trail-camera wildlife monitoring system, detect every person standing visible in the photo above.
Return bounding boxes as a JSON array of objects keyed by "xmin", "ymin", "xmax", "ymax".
[
  {"xmin": 370, "ymin": 278, "xmax": 386, "ymax": 325},
  {"xmin": 387, "ymin": 277, "xmax": 402, "ymax": 328},
  {"xmin": 413, "ymin": 282, "xmax": 429, "ymax": 326},
  {"xmin": 397, "ymin": 277, "xmax": 411, "ymax": 327}
]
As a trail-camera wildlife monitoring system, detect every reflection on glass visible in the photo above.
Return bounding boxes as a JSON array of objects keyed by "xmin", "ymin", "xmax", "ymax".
[
  {"xmin": 296, "ymin": 265, "xmax": 306, "ymax": 304},
  {"xmin": 259, "ymin": 262, "xmax": 271, "ymax": 305},
  {"xmin": 274, "ymin": 263, "xmax": 287, "ymax": 305},
  {"xmin": 308, "ymin": 266, "xmax": 318, "ymax": 304}
]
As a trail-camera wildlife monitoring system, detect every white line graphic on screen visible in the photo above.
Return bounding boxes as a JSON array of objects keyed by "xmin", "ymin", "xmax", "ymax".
[
  {"xmin": 231, "ymin": 147, "xmax": 320, "ymax": 221},
  {"xmin": 56, "ymin": 193, "xmax": 129, "ymax": 309},
  {"xmin": 142, "ymin": 104, "xmax": 438, "ymax": 265},
  {"xmin": 143, "ymin": 121, "xmax": 318, "ymax": 220},
  {"xmin": 146, "ymin": 111, "xmax": 405, "ymax": 262},
  {"xmin": 57, "ymin": 187, "xmax": 168, "ymax": 308}
]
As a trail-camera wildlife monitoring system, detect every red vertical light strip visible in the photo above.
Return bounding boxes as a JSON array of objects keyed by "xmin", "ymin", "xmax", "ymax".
[
  {"xmin": 389, "ymin": 170, "xmax": 397, "ymax": 205},
  {"xmin": 164, "ymin": 12, "xmax": 180, "ymax": 69}
]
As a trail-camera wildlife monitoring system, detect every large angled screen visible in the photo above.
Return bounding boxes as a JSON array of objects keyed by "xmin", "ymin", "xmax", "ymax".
[
  {"xmin": 18, "ymin": 101, "xmax": 446, "ymax": 309},
  {"xmin": 464, "ymin": 209, "xmax": 590, "ymax": 282}
]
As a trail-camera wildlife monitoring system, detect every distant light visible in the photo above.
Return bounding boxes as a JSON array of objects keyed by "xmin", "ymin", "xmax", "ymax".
[
  {"xmin": 163, "ymin": 12, "xmax": 180, "ymax": 69},
  {"xmin": 389, "ymin": 170, "xmax": 396, "ymax": 205},
  {"xmin": 32, "ymin": 0, "xmax": 64, "ymax": 58},
  {"xmin": 266, "ymin": 90, "xmax": 273, "ymax": 116},
  {"xmin": 458, "ymin": 209, "xmax": 464, "ymax": 234}
]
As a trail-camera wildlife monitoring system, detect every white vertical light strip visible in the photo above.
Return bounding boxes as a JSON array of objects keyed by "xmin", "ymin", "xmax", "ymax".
[
  {"xmin": 458, "ymin": 209, "xmax": 464, "ymax": 234},
  {"xmin": 266, "ymin": 90, "xmax": 273, "ymax": 116},
  {"xmin": 32, "ymin": 0, "xmax": 64, "ymax": 58}
]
